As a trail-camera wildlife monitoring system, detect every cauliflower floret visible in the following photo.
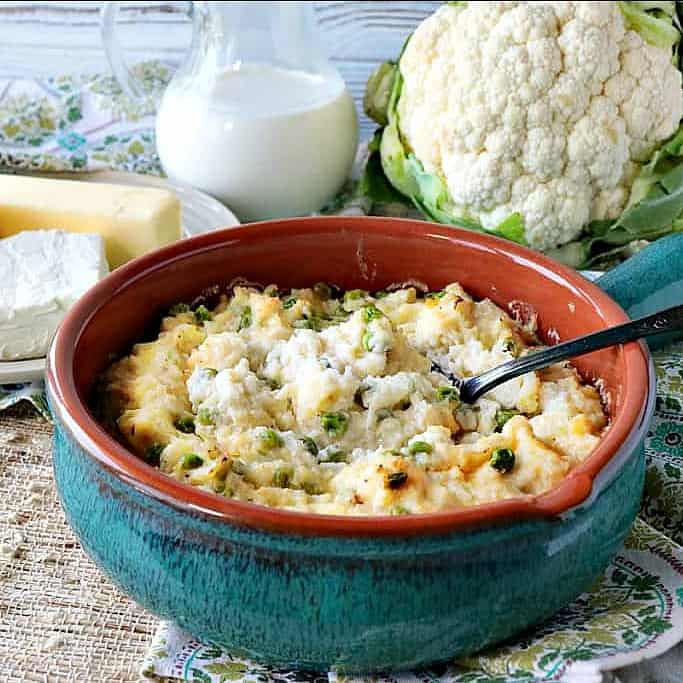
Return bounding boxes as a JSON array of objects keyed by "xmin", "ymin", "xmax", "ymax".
[
  {"xmin": 514, "ymin": 177, "xmax": 592, "ymax": 249},
  {"xmin": 567, "ymin": 97, "xmax": 629, "ymax": 191},
  {"xmin": 591, "ymin": 185, "xmax": 630, "ymax": 222},
  {"xmin": 558, "ymin": 14, "xmax": 622, "ymax": 93},
  {"xmin": 549, "ymin": 73, "xmax": 591, "ymax": 124},
  {"xmin": 264, "ymin": 331, "xmax": 358, "ymax": 421},
  {"xmin": 522, "ymin": 124, "xmax": 566, "ymax": 180},
  {"xmin": 443, "ymin": 152, "xmax": 516, "ymax": 211},
  {"xmin": 620, "ymin": 40, "xmax": 682, "ymax": 148},
  {"xmin": 396, "ymin": 1, "xmax": 683, "ymax": 251}
]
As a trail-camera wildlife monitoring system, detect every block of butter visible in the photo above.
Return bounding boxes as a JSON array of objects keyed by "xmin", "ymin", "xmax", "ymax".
[{"xmin": 0, "ymin": 175, "xmax": 181, "ymax": 268}]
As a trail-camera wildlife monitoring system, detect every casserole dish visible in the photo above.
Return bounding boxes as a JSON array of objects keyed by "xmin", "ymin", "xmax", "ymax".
[{"xmin": 47, "ymin": 217, "xmax": 658, "ymax": 672}]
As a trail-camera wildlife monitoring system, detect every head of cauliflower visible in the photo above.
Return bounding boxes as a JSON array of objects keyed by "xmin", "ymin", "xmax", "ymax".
[{"xmin": 380, "ymin": 1, "xmax": 683, "ymax": 252}]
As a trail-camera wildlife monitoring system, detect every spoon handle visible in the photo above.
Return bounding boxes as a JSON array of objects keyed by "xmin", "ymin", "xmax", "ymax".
[{"xmin": 462, "ymin": 302, "xmax": 683, "ymax": 403}]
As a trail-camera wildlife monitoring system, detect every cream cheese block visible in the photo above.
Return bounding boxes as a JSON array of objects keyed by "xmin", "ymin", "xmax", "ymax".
[
  {"xmin": 0, "ymin": 175, "xmax": 181, "ymax": 268},
  {"xmin": 0, "ymin": 230, "xmax": 109, "ymax": 361}
]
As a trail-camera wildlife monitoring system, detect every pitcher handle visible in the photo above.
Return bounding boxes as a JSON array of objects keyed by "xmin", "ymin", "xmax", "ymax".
[{"xmin": 100, "ymin": 1, "xmax": 195, "ymax": 100}]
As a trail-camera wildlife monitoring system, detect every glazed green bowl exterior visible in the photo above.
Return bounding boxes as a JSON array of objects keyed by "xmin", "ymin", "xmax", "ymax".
[
  {"xmin": 47, "ymin": 218, "xmax": 655, "ymax": 673},
  {"xmin": 51, "ymin": 425, "xmax": 647, "ymax": 672}
]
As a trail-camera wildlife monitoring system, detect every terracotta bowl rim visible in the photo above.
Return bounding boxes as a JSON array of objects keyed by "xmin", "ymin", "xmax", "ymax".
[{"xmin": 47, "ymin": 216, "xmax": 651, "ymax": 538}]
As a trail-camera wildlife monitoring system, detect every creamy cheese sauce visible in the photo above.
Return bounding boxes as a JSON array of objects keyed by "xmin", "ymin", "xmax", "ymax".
[{"xmin": 100, "ymin": 283, "xmax": 607, "ymax": 516}]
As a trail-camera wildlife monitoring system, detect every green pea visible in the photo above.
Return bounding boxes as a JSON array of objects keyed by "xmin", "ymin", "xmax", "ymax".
[
  {"xmin": 259, "ymin": 428, "xmax": 284, "ymax": 449},
  {"xmin": 490, "ymin": 448, "xmax": 515, "ymax": 473},
  {"xmin": 174, "ymin": 416, "xmax": 195, "ymax": 434},
  {"xmin": 331, "ymin": 303, "xmax": 351, "ymax": 321},
  {"xmin": 194, "ymin": 305, "xmax": 212, "ymax": 323},
  {"xmin": 302, "ymin": 481, "xmax": 323, "ymax": 495},
  {"xmin": 143, "ymin": 442, "xmax": 164, "ymax": 466},
  {"xmin": 168, "ymin": 302, "xmax": 190, "ymax": 315},
  {"xmin": 386, "ymin": 471, "xmax": 408, "ymax": 489},
  {"xmin": 320, "ymin": 411, "xmax": 349, "ymax": 437},
  {"xmin": 319, "ymin": 449, "xmax": 347, "ymax": 463},
  {"xmin": 502, "ymin": 338, "xmax": 518, "ymax": 355},
  {"xmin": 272, "ymin": 466, "xmax": 294, "ymax": 488},
  {"xmin": 344, "ymin": 289, "xmax": 366, "ymax": 302},
  {"xmin": 294, "ymin": 313, "xmax": 330, "ymax": 331},
  {"xmin": 292, "ymin": 315, "xmax": 315, "ymax": 330},
  {"xmin": 182, "ymin": 453, "xmax": 203, "ymax": 470},
  {"xmin": 282, "ymin": 296, "xmax": 297, "ymax": 309},
  {"xmin": 495, "ymin": 409, "xmax": 519, "ymax": 431},
  {"xmin": 237, "ymin": 306, "xmax": 252, "ymax": 331},
  {"xmin": 392, "ymin": 505, "xmax": 410, "ymax": 515},
  {"xmin": 316, "ymin": 314, "xmax": 333, "ymax": 330},
  {"xmin": 436, "ymin": 386, "xmax": 460, "ymax": 403},
  {"xmin": 361, "ymin": 304, "xmax": 383, "ymax": 323},
  {"xmin": 408, "ymin": 441, "xmax": 432, "ymax": 455},
  {"xmin": 197, "ymin": 407, "xmax": 214, "ymax": 425},
  {"xmin": 300, "ymin": 436, "xmax": 319, "ymax": 456}
]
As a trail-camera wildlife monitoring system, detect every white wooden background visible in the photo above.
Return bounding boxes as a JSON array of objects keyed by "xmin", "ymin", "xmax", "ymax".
[{"xmin": 0, "ymin": 1, "xmax": 440, "ymax": 139}]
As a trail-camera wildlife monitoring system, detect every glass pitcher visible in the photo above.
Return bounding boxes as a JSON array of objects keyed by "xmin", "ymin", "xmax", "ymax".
[{"xmin": 101, "ymin": 2, "xmax": 358, "ymax": 221}]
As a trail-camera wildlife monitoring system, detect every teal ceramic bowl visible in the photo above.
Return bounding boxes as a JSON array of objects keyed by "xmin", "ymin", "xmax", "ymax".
[{"xmin": 47, "ymin": 217, "xmax": 658, "ymax": 673}]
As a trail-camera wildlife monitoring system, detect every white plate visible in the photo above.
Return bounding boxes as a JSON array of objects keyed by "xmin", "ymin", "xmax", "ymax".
[
  {"xmin": 0, "ymin": 171, "xmax": 240, "ymax": 385},
  {"xmin": 0, "ymin": 357, "xmax": 46, "ymax": 385}
]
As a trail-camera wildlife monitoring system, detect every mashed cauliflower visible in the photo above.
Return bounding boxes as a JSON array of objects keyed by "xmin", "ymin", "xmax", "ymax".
[{"xmin": 100, "ymin": 282, "xmax": 607, "ymax": 515}]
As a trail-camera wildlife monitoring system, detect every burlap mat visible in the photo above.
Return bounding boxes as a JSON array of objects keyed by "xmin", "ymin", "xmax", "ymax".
[{"xmin": 0, "ymin": 403, "xmax": 162, "ymax": 683}]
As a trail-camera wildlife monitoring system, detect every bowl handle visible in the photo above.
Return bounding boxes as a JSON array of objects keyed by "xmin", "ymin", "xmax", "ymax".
[{"xmin": 595, "ymin": 234, "xmax": 683, "ymax": 349}]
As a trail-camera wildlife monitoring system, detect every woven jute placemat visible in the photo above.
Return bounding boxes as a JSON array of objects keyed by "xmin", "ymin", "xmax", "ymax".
[{"xmin": 0, "ymin": 403, "xmax": 160, "ymax": 683}]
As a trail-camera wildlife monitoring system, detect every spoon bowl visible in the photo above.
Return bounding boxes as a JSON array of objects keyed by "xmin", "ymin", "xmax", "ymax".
[{"xmin": 434, "ymin": 303, "xmax": 683, "ymax": 404}]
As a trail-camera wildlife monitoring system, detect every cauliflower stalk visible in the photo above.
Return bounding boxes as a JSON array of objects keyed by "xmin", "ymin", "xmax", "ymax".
[{"xmin": 362, "ymin": 1, "xmax": 683, "ymax": 267}]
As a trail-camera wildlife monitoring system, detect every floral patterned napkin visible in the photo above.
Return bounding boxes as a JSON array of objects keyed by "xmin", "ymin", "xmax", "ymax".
[
  {"xmin": 0, "ymin": 64, "xmax": 682, "ymax": 682},
  {"xmin": 0, "ymin": 60, "xmax": 169, "ymax": 173},
  {"xmin": 141, "ymin": 517, "xmax": 683, "ymax": 683},
  {"xmin": 0, "ymin": 382, "xmax": 50, "ymax": 419}
]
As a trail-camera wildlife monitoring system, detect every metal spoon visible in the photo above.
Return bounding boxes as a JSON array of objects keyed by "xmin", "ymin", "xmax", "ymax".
[{"xmin": 432, "ymin": 302, "xmax": 683, "ymax": 404}]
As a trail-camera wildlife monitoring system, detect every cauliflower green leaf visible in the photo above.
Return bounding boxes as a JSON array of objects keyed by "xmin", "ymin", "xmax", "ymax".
[
  {"xmin": 359, "ymin": 129, "xmax": 411, "ymax": 206},
  {"xmin": 619, "ymin": 1, "xmax": 681, "ymax": 50},
  {"xmin": 551, "ymin": 121, "xmax": 683, "ymax": 267},
  {"xmin": 363, "ymin": 61, "xmax": 397, "ymax": 127}
]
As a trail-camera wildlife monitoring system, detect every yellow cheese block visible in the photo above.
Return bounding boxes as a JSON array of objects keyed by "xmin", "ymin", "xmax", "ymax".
[{"xmin": 0, "ymin": 175, "xmax": 182, "ymax": 268}]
